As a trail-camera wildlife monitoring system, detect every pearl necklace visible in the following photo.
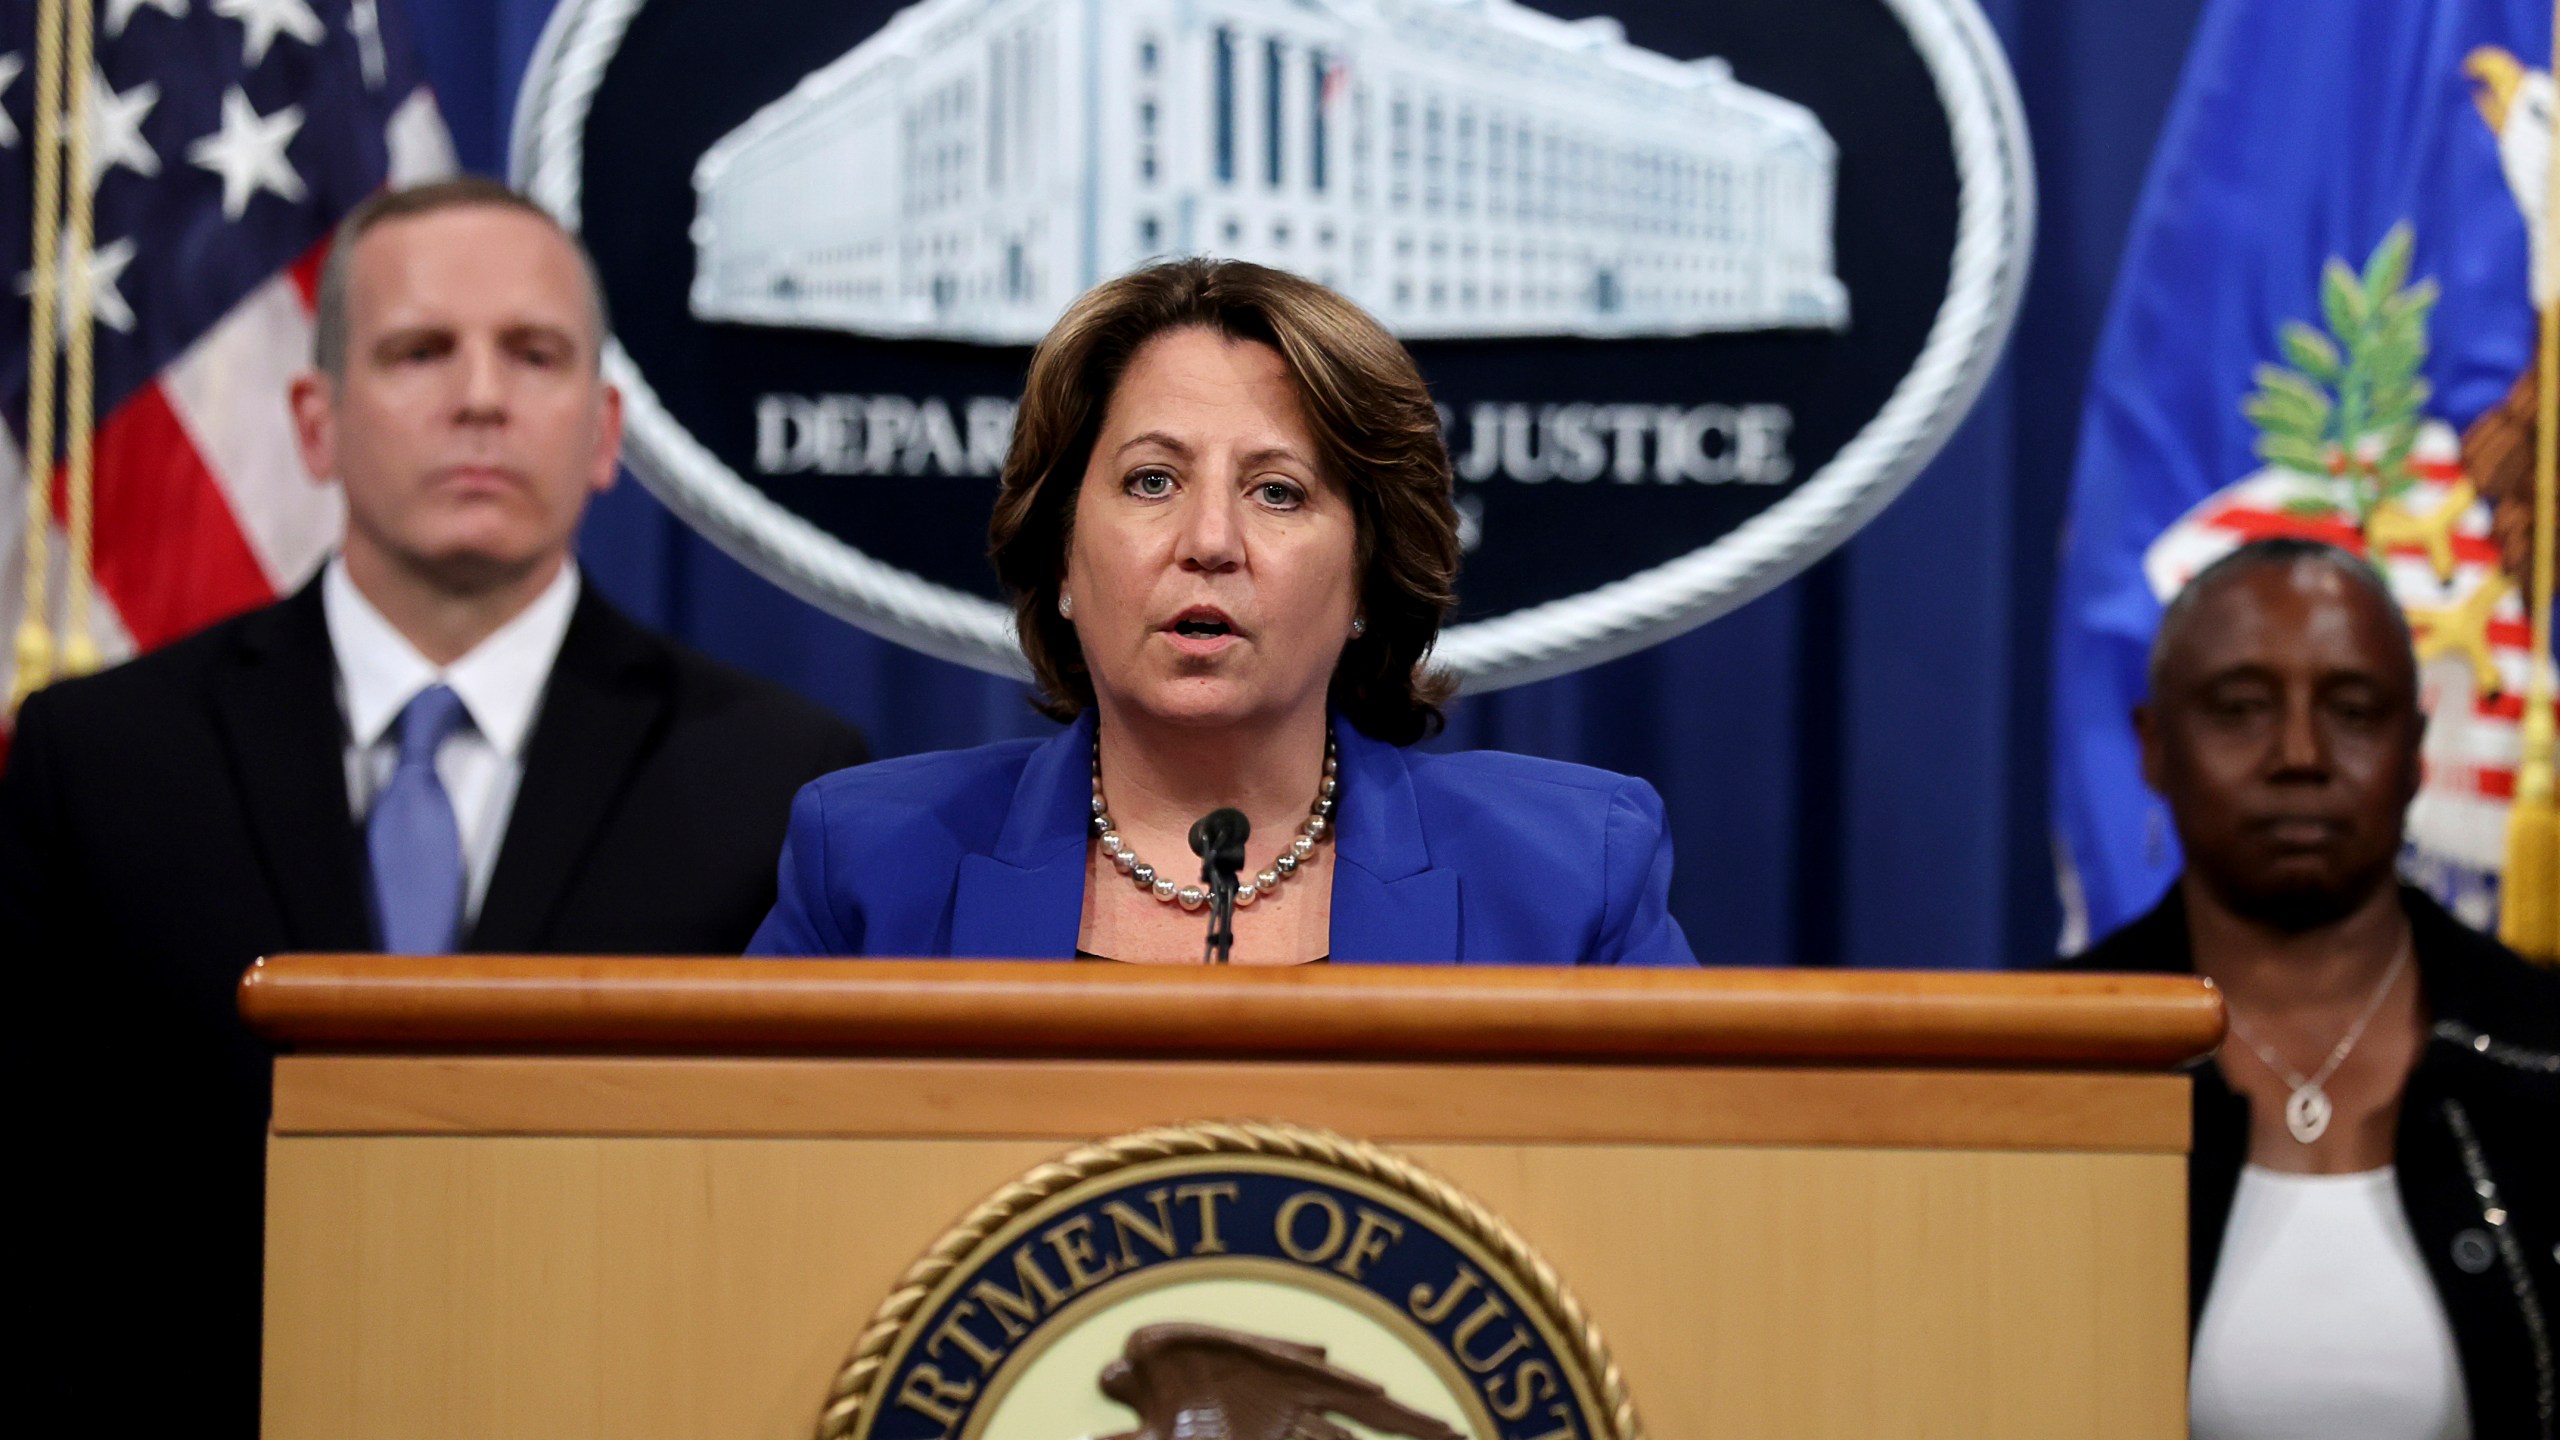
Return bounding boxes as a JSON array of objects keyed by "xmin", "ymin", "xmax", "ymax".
[
  {"xmin": 2220, "ymin": 933, "xmax": 2412, "ymax": 1144},
  {"xmin": 1090, "ymin": 733, "xmax": 1338, "ymax": 911}
]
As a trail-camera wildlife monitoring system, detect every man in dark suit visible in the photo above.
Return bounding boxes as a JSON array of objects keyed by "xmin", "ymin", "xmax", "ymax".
[{"xmin": 0, "ymin": 177, "xmax": 866, "ymax": 1433}]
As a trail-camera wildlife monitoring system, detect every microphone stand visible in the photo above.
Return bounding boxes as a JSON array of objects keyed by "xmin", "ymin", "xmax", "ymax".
[
  {"xmin": 1203, "ymin": 866, "xmax": 1238, "ymax": 965},
  {"xmin": 1191, "ymin": 808, "xmax": 1248, "ymax": 965}
]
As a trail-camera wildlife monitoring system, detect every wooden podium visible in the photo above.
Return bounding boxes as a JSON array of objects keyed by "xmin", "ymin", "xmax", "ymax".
[{"xmin": 243, "ymin": 958, "xmax": 2219, "ymax": 1439}]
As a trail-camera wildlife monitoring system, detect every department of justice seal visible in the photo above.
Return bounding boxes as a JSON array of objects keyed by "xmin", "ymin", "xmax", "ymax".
[
  {"xmin": 819, "ymin": 1122, "xmax": 1637, "ymax": 1440},
  {"xmin": 515, "ymin": 0, "xmax": 2031, "ymax": 690}
]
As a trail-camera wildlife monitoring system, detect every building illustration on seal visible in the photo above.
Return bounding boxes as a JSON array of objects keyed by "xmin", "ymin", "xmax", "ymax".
[{"xmin": 690, "ymin": 0, "xmax": 1849, "ymax": 344}]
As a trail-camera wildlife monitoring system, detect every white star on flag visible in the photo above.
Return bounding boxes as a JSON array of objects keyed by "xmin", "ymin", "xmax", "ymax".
[
  {"xmin": 106, "ymin": 0, "xmax": 190, "ymax": 39},
  {"xmin": 0, "ymin": 54, "xmax": 22, "ymax": 149},
  {"xmin": 17, "ymin": 230, "xmax": 140, "ymax": 335},
  {"xmin": 210, "ymin": 0, "xmax": 324, "ymax": 69},
  {"xmin": 188, "ymin": 87, "xmax": 306, "ymax": 218},
  {"xmin": 85, "ymin": 67, "xmax": 163, "ymax": 185}
]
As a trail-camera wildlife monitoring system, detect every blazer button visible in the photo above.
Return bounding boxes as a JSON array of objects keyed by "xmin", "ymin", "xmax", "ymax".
[{"xmin": 2450, "ymin": 1229, "xmax": 2496, "ymax": 1275}]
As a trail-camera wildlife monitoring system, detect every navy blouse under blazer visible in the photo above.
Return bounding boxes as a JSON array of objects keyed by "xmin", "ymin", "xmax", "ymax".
[{"xmin": 747, "ymin": 711, "xmax": 1698, "ymax": 965}]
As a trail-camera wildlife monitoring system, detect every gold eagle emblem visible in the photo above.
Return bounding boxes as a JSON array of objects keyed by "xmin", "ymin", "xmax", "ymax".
[{"xmin": 1095, "ymin": 1323, "xmax": 1466, "ymax": 1440}]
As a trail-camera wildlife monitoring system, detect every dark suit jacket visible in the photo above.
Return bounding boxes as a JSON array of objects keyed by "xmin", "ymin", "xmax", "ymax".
[
  {"xmin": 0, "ymin": 577, "xmax": 866, "ymax": 1436},
  {"xmin": 2066, "ymin": 884, "xmax": 2559, "ymax": 1435}
]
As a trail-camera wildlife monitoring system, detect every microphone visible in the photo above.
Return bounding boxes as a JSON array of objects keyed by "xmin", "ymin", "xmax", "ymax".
[
  {"xmin": 1189, "ymin": 807, "xmax": 1249, "ymax": 873},
  {"xmin": 1189, "ymin": 808, "xmax": 1250, "ymax": 964}
]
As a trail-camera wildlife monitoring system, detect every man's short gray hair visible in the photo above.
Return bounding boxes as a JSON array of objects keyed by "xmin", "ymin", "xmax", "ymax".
[{"xmin": 310, "ymin": 176, "xmax": 612, "ymax": 378}]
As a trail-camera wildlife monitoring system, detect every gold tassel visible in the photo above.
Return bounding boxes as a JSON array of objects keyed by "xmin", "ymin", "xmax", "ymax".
[
  {"xmin": 2499, "ymin": 20, "xmax": 2560, "ymax": 964},
  {"xmin": 2510, "ymin": 398, "xmax": 2557, "ymax": 961},
  {"xmin": 57, "ymin": 0, "xmax": 98, "ymax": 678},
  {"xmin": 7, "ymin": 0, "xmax": 66, "ymax": 714}
]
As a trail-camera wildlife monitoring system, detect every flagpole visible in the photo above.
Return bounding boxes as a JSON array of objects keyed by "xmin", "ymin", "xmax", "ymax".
[
  {"xmin": 58, "ymin": 0, "xmax": 99, "ymax": 679},
  {"xmin": 9, "ymin": 0, "xmax": 67, "ymax": 713},
  {"xmin": 2500, "ymin": 14, "xmax": 2560, "ymax": 964}
]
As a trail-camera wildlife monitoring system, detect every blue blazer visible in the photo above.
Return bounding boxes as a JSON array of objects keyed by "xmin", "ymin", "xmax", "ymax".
[{"xmin": 748, "ymin": 712, "xmax": 1697, "ymax": 965}]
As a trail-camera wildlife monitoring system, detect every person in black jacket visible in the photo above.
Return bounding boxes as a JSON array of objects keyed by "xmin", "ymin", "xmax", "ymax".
[
  {"xmin": 2069, "ymin": 536, "xmax": 2557, "ymax": 1440},
  {"xmin": 0, "ymin": 178, "xmax": 866, "ymax": 1437}
]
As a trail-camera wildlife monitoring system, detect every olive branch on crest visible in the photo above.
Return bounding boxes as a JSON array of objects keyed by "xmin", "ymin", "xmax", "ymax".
[{"xmin": 2241, "ymin": 222, "xmax": 2439, "ymax": 553}]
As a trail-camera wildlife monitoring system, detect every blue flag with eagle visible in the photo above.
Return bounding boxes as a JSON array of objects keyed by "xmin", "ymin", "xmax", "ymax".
[{"xmin": 2053, "ymin": 0, "xmax": 2555, "ymax": 949}]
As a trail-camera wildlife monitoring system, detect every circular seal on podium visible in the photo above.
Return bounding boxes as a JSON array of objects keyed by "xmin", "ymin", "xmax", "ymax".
[{"xmin": 817, "ymin": 1121, "xmax": 1637, "ymax": 1440}]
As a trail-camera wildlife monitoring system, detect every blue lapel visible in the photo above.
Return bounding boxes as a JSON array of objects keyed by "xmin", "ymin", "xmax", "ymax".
[
  {"xmin": 941, "ymin": 714, "xmax": 1460, "ymax": 962},
  {"xmin": 1328, "ymin": 723, "xmax": 1461, "ymax": 963},
  {"xmin": 948, "ymin": 714, "xmax": 1092, "ymax": 959}
]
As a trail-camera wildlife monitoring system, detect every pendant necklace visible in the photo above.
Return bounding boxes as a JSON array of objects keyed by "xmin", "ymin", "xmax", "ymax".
[{"xmin": 2220, "ymin": 933, "xmax": 2412, "ymax": 1144}]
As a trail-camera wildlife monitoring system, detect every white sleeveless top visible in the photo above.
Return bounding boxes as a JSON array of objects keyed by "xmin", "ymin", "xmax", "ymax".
[{"xmin": 2190, "ymin": 1166, "xmax": 2470, "ymax": 1440}]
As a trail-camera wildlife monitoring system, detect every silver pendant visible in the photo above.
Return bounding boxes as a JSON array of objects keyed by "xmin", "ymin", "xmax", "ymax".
[{"xmin": 2285, "ymin": 1083, "xmax": 2333, "ymax": 1144}]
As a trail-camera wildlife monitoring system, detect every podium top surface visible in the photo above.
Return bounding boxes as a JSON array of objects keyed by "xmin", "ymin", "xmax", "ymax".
[{"xmin": 239, "ymin": 956, "xmax": 2221, "ymax": 1069}]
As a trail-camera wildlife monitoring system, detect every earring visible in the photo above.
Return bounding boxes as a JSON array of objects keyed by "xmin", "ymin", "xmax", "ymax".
[
  {"xmin": 1058, "ymin": 593, "xmax": 1074, "ymax": 619},
  {"xmin": 1349, "ymin": 616, "xmax": 1367, "ymax": 638}
]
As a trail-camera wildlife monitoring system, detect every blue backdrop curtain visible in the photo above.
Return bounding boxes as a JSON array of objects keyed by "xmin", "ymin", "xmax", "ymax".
[{"xmin": 412, "ymin": 0, "xmax": 2207, "ymax": 968}]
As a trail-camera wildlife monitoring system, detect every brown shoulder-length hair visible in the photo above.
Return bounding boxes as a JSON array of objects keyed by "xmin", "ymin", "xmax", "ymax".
[{"xmin": 989, "ymin": 258, "xmax": 1460, "ymax": 745}]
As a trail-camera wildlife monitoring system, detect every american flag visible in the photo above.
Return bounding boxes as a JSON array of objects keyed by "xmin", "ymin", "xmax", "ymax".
[{"xmin": 0, "ymin": 0, "xmax": 453, "ymax": 751}]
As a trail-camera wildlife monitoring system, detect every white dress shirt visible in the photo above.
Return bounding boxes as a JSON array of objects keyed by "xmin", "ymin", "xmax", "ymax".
[
  {"xmin": 2190, "ymin": 1165, "xmax": 2471, "ymax": 1440},
  {"xmin": 324, "ymin": 556, "xmax": 581, "ymax": 929}
]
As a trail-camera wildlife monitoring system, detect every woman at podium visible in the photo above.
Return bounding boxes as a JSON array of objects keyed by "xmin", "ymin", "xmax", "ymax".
[{"xmin": 750, "ymin": 259, "xmax": 1695, "ymax": 966}]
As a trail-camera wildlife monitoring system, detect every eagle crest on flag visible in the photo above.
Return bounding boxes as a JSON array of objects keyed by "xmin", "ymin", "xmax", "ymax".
[{"xmin": 2134, "ymin": 48, "xmax": 2554, "ymax": 933}]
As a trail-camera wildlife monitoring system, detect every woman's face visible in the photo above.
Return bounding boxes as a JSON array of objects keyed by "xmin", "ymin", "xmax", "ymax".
[{"xmin": 1063, "ymin": 326, "xmax": 1360, "ymax": 735}]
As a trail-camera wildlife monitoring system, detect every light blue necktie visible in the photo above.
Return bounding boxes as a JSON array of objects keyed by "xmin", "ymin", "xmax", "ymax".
[{"xmin": 368, "ymin": 684, "xmax": 470, "ymax": 954}]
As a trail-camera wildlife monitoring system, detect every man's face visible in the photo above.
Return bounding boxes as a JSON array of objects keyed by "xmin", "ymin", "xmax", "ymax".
[
  {"xmin": 2138, "ymin": 560, "xmax": 2423, "ymax": 929},
  {"xmin": 291, "ymin": 206, "xmax": 621, "ymax": 593}
]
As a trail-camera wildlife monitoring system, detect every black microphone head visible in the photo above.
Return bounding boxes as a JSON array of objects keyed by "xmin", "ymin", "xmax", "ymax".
[{"xmin": 1189, "ymin": 807, "xmax": 1250, "ymax": 867}]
